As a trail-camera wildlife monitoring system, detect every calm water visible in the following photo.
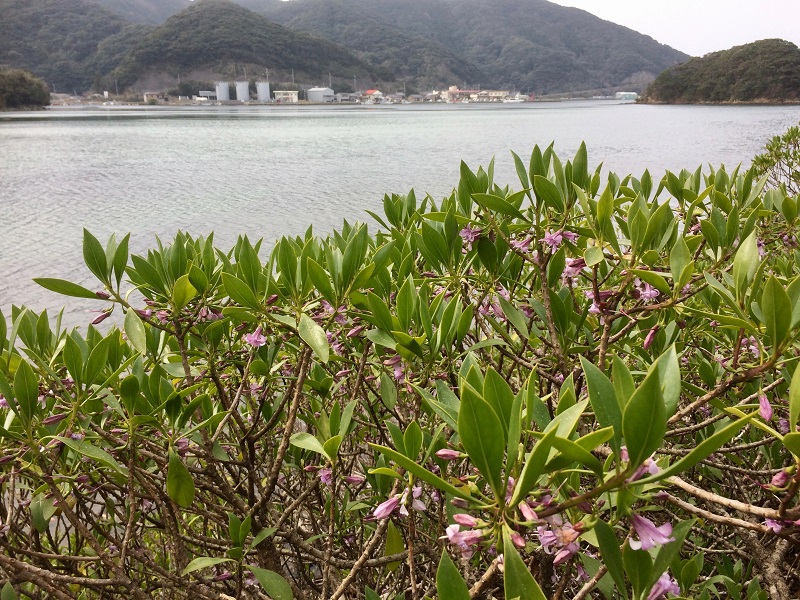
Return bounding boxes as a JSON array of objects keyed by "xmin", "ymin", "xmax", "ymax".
[{"xmin": 1, "ymin": 101, "xmax": 799, "ymax": 326}]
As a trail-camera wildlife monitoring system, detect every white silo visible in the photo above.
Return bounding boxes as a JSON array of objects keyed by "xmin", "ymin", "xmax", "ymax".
[
  {"xmin": 256, "ymin": 81, "xmax": 271, "ymax": 102},
  {"xmin": 215, "ymin": 82, "xmax": 230, "ymax": 101},
  {"xmin": 235, "ymin": 81, "xmax": 249, "ymax": 102}
]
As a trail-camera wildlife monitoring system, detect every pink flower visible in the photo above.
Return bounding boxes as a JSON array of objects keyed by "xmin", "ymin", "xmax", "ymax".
[
  {"xmin": 459, "ymin": 225, "xmax": 482, "ymax": 249},
  {"xmin": 629, "ymin": 514, "xmax": 674, "ymax": 551},
  {"xmin": 373, "ymin": 496, "xmax": 401, "ymax": 519},
  {"xmin": 647, "ymin": 572, "xmax": 680, "ymax": 600},
  {"xmin": 563, "ymin": 257, "xmax": 586, "ymax": 282},
  {"xmin": 510, "ymin": 531, "xmax": 526, "ymax": 548},
  {"xmin": 643, "ymin": 325, "xmax": 659, "ymax": 350},
  {"xmin": 634, "ymin": 279, "xmax": 659, "ymax": 302},
  {"xmin": 442, "ymin": 524, "xmax": 484, "ymax": 558},
  {"xmin": 319, "ymin": 468, "xmax": 333, "ymax": 486},
  {"xmin": 765, "ymin": 518, "xmax": 785, "ymax": 533},
  {"xmin": 453, "ymin": 513, "xmax": 479, "ymax": 528},
  {"xmin": 771, "ymin": 469, "xmax": 791, "ymax": 488},
  {"xmin": 518, "ymin": 502, "xmax": 537, "ymax": 522},
  {"xmin": 91, "ymin": 311, "xmax": 111, "ymax": 325},
  {"xmin": 510, "ymin": 237, "xmax": 533, "ymax": 253},
  {"xmin": 536, "ymin": 516, "xmax": 582, "ymax": 564},
  {"xmin": 343, "ymin": 474, "xmax": 365, "ymax": 485},
  {"xmin": 435, "ymin": 448, "xmax": 462, "ymax": 461},
  {"xmin": 759, "ymin": 394, "xmax": 773, "ymax": 421},
  {"xmin": 244, "ymin": 326, "xmax": 267, "ymax": 347}
]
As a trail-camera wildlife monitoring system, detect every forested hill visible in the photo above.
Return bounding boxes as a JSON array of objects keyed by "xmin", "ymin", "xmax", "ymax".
[
  {"xmin": 113, "ymin": 0, "xmax": 379, "ymax": 89},
  {"xmin": 641, "ymin": 39, "xmax": 800, "ymax": 104},
  {"xmin": 90, "ymin": 0, "xmax": 689, "ymax": 94},
  {"xmin": 253, "ymin": 0, "xmax": 689, "ymax": 94},
  {"xmin": 0, "ymin": 0, "xmax": 150, "ymax": 93}
]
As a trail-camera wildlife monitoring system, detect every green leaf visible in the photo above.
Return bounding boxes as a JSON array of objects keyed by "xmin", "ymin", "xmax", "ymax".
[
  {"xmin": 580, "ymin": 357, "xmax": 622, "ymax": 454},
  {"xmin": 124, "ymin": 309, "xmax": 148, "ymax": 355},
  {"xmin": 650, "ymin": 519, "xmax": 694, "ymax": 590},
  {"xmin": 622, "ymin": 361, "xmax": 667, "ymax": 468},
  {"xmin": 13, "ymin": 359, "xmax": 38, "ymax": 420},
  {"xmin": 172, "ymin": 274, "xmax": 197, "ymax": 311},
  {"xmin": 181, "ymin": 557, "xmax": 234, "ymax": 576},
  {"xmin": 369, "ymin": 444, "xmax": 472, "ymax": 500},
  {"xmin": 167, "ymin": 449, "xmax": 195, "ymax": 508},
  {"xmin": 472, "ymin": 192, "xmax": 527, "ymax": 221},
  {"xmin": 403, "ymin": 420, "xmax": 423, "ymax": 460},
  {"xmin": 623, "ymin": 545, "xmax": 653, "ymax": 599},
  {"xmin": 1, "ymin": 582, "xmax": 17, "ymax": 600},
  {"xmin": 385, "ymin": 520, "xmax": 404, "ymax": 572},
  {"xmin": 533, "ymin": 175, "xmax": 564, "ymax": 212},
  {"xmin": 498, "ymin": 297, "xmax": 529, "ymax": 338},
  {"xmin": 436, "ymin": 551, "xmax": 471, "ymax": 600},
  {"xmin": 33, "ymin": 278, "xmax": 99, "ymax": 299},
  {"xmin": 307, "ymin": 258, "xmax": 336, "ymax": 305},
  {"xmin": 247, "ymin": 566, "xmax": 294, "ymax": 600},
  {"xmin": 503, "ymin": 534, "xmax": 547, "ymax": 600},
  {"xmin": 584, "ymin": 245, "xmax": 604, "ymax": 267},
  {"xmin": 56, "ymin": 436, "xmax": 129, "ymax": 476},
  {"xmin": 509, "ymin": 428, "xmax": 557, "ymax": 507},
  {"xmin": 290, "ymin": 432, "xmax": 328, "ymax": 457},
  {"xmin": 298, "ymin": 313, "xmax": 329, "ymax": 363},
  {"xmin": 222, "ymin": 273, "xmax": 261, "ymax": 311},
  {"xmin": 83, "ymin": 228, "xmax": 110, "ymax": 284},
  {"xmin": 761, "ymin": 275, "xmax": 792, "ymax": 349},
  {"xmin": 782, "ymin": 432, "xmax": 800, "ymax": 457},
  {"xmin": 790, "ymin": 362, "xmax": 800, "ymax": 433},
  {"xmin": 458, "ymin": 385, "xmax": 506, "ymax": 498},
  {"xmin": 594, "ymin": 520, "xmax": 628, "ymax": 600},
  {"xmin": 732, "ymin": 231, "xmax": 759, "ymax": 300},
  {"xmin": 639, "ymin": 415, "xmax": 753, "ymax": 483},
  {"xmin": 669, "ymin": 236, "xmax": 691, "ymax": 284}
]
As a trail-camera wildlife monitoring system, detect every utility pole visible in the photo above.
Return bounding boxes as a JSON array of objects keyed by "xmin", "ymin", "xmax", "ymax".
[
  {"xmin": 291, "ymin": 69, "xmax": 294, "ymax": 84},
  {"xmin": 114, "ymin": 79, "xmax": 119, "ymax": 95},
  {"xmin": 353, "ymin": 75, "xmax": 356, "ymax": 91},
  {"xmin": 329, "ymin": 73, "xmax": 332, "ymax": 88}
]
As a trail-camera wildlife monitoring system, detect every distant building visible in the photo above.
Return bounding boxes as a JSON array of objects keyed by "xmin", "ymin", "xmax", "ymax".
[
  {"xmin": 363, "ymin": 89, "xmax": 383, "ymax": 102},
  {"xmin": 235, "ymin": 81, "xmax": 249, "ymax": 102},
  {"xmin": 197, "ymin": 90, "xmax": 216, "ymax": 100},
  {"xmin": 307, "ymin": 87, "xmax": 335, "ymax": 103},
  {"xmin": 256, "ymin": 82, "xmax": 271, "ymax": 102},
  {"xmin": 274, "ymin": 90, "xmax": 299, "ymax": 104},
  {"xmin": 615, "ymin": 91, "xmax": 639, "ymax": 100},
  {"xmin": 143, "ymin": 92, "xmax": 165, "ymax": 103},
  {"xmin": 215, "ymin": 82, "xmax": 230, "ymax": 102},
  {"xmin": 335, "ymin": 93, "xmax": 358, "ymax": 103}
]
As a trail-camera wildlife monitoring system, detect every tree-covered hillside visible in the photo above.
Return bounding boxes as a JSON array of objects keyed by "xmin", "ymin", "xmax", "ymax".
[
  {"xmin": 0, "ymin": 0, "xmax": 146, "ymax": 93},
  {"xmin": 240, "ymin": 0, "xmax": 486, "ymax": 91},
  {"xmin": 113, "ymin": 0, "xmax": 383, "ymax": 89},
  {"xmin": 93, "ymin": 0, "xmax": 689, "ymax": 94},
  {"xmin": 253, "ymin": 0, "xmax": 689, "ymax": 93},
  {"xmin": 641, "ymin": 39, "xmax": 800, "ymax": 104}
]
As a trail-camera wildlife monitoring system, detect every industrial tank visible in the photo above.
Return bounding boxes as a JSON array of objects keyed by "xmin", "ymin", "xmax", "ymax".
[{"xmin": 215, "ymin": 82, "xmax": 230, "ymax": 101}]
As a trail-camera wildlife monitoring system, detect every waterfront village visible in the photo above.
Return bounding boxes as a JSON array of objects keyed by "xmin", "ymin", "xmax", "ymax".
[{"xmin": 125, "ymin": 81, "xmax": 638, "ymax": 105}]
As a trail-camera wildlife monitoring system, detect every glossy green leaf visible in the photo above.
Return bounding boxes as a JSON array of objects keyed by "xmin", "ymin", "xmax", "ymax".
[
  {"xmin": 790, "ymin": 363, "xmax": 800, "ymax": 433},
  {"xmin": 639, "ymin": 415, "xmax": 753, "ymax": 483},
  {"xmin": 222, "ymin": 273, "xmax": 261, "ymax": 311},
  {"xmin": 503, "ymin": 533, "xmax": 547, "ymax": 600},
  {"xmin": 1, "ymin": 582, "xmax": 17, "ymax": 600},
  {"xmin": 298, "ymin": 313, "xmax": 329, "ymax": 363},
  {"xmin": 436, "ymin": 551, "xmax": 471, "ymax": 600},
  {"xmin": 56, "ymin": 436, "xmax": 129, "ymax": 476},
  {"xmin": 403, "ymin": 420, "xmax": 423, "ymax": 460},
  {"xmin": 124, "ymin": 309, "xmax": 148, "ymax": 355},
  {"xmin": 622, "ymin": 361, "xmax": 666, "ymax": 468},
  {"xmin": 33, "ymin": 278, "xmax": 99, "ymax": 299},
  {"xmin": 580, "ymin": 357, "xmax": 622, "ymax": 454},
  {"xmin": 290, "ymin": 432, "xmax": 328, "ymax": 457},
  {"xmin": 532, "ymin": 175, "xmax": 564, "ymax": 212},
  {"xmin": 307, "ymin": 258, "xmax": 336, "ymax": 305},
  {"xmin": 509, "ymin": 428, "xmax": 557, "ymax": 507},
  {"xmin": 247, "ymin": 566, "xmax": 294, "ymax": 600},
  {"xmin": 732, "ymin": 231, "xmax": 759, "ymax": 300},
  {"xmin": 761, "ymin": 275, "xmax": 792, "ymax": 349},
  {"xmin": 172, "ymin": 274, "xmax": 197, "ymax": 311},
  {"xmin": 458, "ymin": 384, "xmax": 506, "ymax": 497},
  {"xmin": 498, "ymin": 296, "xmax": 529, "ymax": 338},
  {"xmin": 167, "ymin": 449, "xmax": 195, "ymax": 508},
  {"xmin": 472, "ymin": 192, "xmax": 527, "ymax": 221},
  {"xmin": 83, "ymin": 228, "xmax": 110, "ymax": 284},
  {"xmin": 13, "ymin": 359, "xmax": 38, "ymax": 420},
  {"xmin": 594, "ymin": 520, "xmax": 628, "ymax": 600},
  {"xmin": 369, "ymin": 444, "xmax": 472, "ymax": 500},
  {"xmin": 181, "ymin": 557, "xmax": 234, "ymax": 576}
]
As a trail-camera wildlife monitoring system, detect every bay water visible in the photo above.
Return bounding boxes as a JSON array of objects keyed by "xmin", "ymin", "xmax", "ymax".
[{"xmin": 1, "ymin": 100, "xmax": 798, "ymax": 326}]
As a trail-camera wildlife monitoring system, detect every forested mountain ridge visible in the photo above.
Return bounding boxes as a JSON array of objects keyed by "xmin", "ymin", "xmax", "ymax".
[
  {"xmin": 641, "ymin": 39, "xmax": 800, "ymax": 103},
  {"xmin": 253, "ymin": 0, "xmax": 689, "ymax": 93},
  {"xmin": 2, "ymin": 0, "xmax": 690, "ymax": 95},
  {"xmin": 0, "ymin": 0, "xmax": 149, "ymax": 93},
  {"xmin": 90, "ymin": 0, "xmax": 689, "ymax": 94},
  {"xmin": 112, "ymin": 0, "xmax": 380, "ymax": 90}
]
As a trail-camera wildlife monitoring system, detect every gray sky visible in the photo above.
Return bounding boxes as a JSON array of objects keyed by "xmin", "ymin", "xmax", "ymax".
[{"xmin": 548, "ymin": 0, "xmax": 800, "ymax": 57}]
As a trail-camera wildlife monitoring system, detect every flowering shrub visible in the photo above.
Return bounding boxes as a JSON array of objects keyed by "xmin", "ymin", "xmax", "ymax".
[{"xmin": 1, "ymin": 139, "xmax": 800, "ymax": 599}]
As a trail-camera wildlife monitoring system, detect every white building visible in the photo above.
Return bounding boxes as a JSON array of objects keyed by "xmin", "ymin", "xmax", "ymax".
[
  {"xmin": 274, "ymin": 90, "xmax": 299, "ymax": 103},
  {"xmin": 307, "ymin": 87, "xmax": 335, "ymax": 103}
]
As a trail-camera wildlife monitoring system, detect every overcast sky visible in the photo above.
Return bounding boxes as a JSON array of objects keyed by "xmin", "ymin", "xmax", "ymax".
[{"xmin": 548, "ymin": 0, "xmax": 800, "ymax": 57}]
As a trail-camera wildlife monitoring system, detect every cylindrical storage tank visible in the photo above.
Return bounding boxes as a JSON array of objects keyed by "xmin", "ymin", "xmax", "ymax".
[
  {"xmin": 235, "ymin": 81, "xmax": 249, "ymax": 102},
  {"xmin": 256, "ymin": 82, "xmax": 270, "ymax": 102},
  {"xmin": 215, "ymin": 82, "xmax": 230, "ymax": 101}
]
